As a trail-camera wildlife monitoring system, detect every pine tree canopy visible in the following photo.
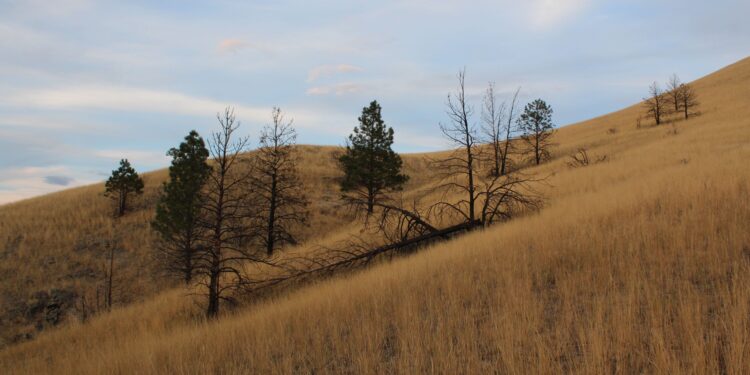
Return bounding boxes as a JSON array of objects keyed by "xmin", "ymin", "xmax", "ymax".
[{"xmin": 338, "ymin": 100, "xmax": 408, "ymax": 208}]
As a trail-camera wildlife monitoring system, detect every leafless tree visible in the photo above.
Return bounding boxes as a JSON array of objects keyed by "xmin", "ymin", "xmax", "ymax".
[
  {"xmin": 195, "ymin": 107, "xmax": 273, "ymax": 318},
  {"xmin": 432, "ymin": 68, "xmax": 480, "ymax": 226},
  {"xmin": 567, "ymin": 148, "xmax": 607, "ymax": 168},
  {"xmin": 666, "ymin": 74, "xmax": 682, "ymax": 113},
  {"xmin": 432, "ymin": 70, "xmax": 543, "ymax": 229},
  {"xmin": 250, "ymin": 107, "xmax": 309, "ymax": 256},
  {"xmin": 643, "ymin": 81, "xmax": 666, "ymax": 125},
  {"xmin": 482, "ymin": 82, "xmax": 507, "ymax": 178},
  {"xmin": 501, "ymin": 87, "xmax": 521, "ymax": 175},
  {"xmin": 677, "ymin": 83, "xmax": 699, "ymax": 120},
  {"xmin": 236, "ymin": 73, "xmax": 544, "ymax": 299}
]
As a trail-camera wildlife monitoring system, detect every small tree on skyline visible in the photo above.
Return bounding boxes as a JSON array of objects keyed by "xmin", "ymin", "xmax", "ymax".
[
  {"xmin": 678, "ymin": 83, "xmax": 699, "ymax": 120},
  {"xmin": 338, "ymin": 100, "xmax": 408, "ymax": 214},
  {"xmin": 104, "ymin": 159, "xmax": 144, "ymax": 217},
  {"xmin": 666, "ymin": 74, "xmax": 682, "ymax": 113},
  {"xmin": 643, "ymin": 81, "xmax": 666, "ymax": 126},
  {"xmin": 518, "ymin": 99, "xmax": 555, "ymax": 165}
]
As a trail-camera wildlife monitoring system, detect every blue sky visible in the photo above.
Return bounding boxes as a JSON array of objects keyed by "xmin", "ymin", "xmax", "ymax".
[{"xmin": 0, "ymin": 0, "xmax": 748, "ymax": 204}]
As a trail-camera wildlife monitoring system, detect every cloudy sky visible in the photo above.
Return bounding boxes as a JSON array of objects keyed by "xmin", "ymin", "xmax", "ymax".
[{"xmin": 0, "ymin": 0, "xmax": 748, "ymax": 204}]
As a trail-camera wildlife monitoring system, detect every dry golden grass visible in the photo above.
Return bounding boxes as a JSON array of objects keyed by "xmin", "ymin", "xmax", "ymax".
[{"xmin": 0, "ymin": 56, "xmax": 749, "ymax": 373}]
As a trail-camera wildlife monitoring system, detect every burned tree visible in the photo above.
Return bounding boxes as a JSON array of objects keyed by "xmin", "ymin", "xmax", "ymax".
[
  {"xmin": 240, "ymin": 73, "xmax": 543, "ymax": 297},
  {"xmin": 666, "ymin": 74, "xmax": 682, "ymax": 113},
  {"xmin": 482, "ymin": 82, "xmax": 507, "ymax": 177},
  {"xmin": 644, "ymin": 81, "xmax": 666, "ymax": 125},
  {"xmin": 567, "ymin": 148, "xmax": 607, "ymax": 168},
  {"xmin": 250, "ymin": 107, "xmax": 309, "ymax": 256},
  {"xmin": 481, "ymin": 82, "xmax": 510, "ymax": 177},
  {"xmin": 678, "ymin": 83, "xmax": 699, "ymax": 120},
  {"xmin": 152, "ymin": 130, "xmax": 211, "ymax": 284},
  {"xmin": 483, "ymin": 85, "xmax": 523, "ymax": 177},
  {"xmin": 104, "ymin": 159, "xmax": 144, "ymax": 217},
  {"xmin": 433, "ymin": 68, "xmax": 481, "ymax": 226},
  {"xmin": 338, "ymin": 100, "xmax": 408, "ymax": 215},
  {"xmin": 195, "ymin": 107, "xmax": 268, "ymax": 318},
  {"xmin": 518, "ymin": 99, "xmax": 555, "ymax": 166},
  {"xmin": 500, "ymin": 87, "xmax": 521, "ymax": 176}
]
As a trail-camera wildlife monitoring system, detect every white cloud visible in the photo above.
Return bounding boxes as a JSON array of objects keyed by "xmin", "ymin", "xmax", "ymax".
[
  {"xmin": 307, "ymin": 64, "xmax": 364, "ymax": 82},
  {"xmin": 306, "ymin": 82, "xmax": 365, "ymax": 96},
  {"xmin": 528, "ymin": 0, "xmax": 591, "ymax": 30},
  {"xmin": 7, "ymin": 85, "xmax": 270, "ymax": 121},
  {"xmin": 217, "ymin": 38, "xmax": 249, "ymax": 54}
]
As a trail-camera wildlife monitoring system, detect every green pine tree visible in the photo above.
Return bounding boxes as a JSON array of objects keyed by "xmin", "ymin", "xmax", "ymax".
[
  {"xmin": 338, "ymin": 100, "xmax": 408, "ymax": 214},
  {"xmin": 518, "ymin": 99, "xmax": 555, "ymax": 165},
  {"xmin": 105, "ymin": 158, "xmax": 144, "ymax": 217},
  {"xmin": 152, "ymin": 130, "xmax": 211, "ymax": 284}
]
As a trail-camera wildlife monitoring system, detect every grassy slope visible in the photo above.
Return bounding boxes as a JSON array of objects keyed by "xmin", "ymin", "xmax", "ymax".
[{"xmin": 1, "ymin": 57, "xmax": 749, "ymax": 373}]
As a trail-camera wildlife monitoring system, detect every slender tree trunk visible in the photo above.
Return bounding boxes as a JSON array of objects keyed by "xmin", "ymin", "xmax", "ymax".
[
  {"xmin": 465, "ymin": 130, "xmax": 475, "ymax": 225},
  {"xmin": 267, "ymin": 173, "xmax": 278, "ymax": 256},
  {"xmin": 184, "ymin": 235, "xmax": 192, "ymax": 284},
  {"xmin": 118, "ymin": 191, "xmax": 127, "ymax": 217},
  {"xmin": 683, "ymin": 101, "xmax": 688, "ymax": 120},
  {"xmin": 106, "ymin": 242, "xmax": 114, "ymax": 311},
  {"xmin": 207, "ymin": 266, "xmax": 219, "ymax": 318},
  {"xmin": 207, "ymin": 172, "xmax": 225, "ymax": 318},
  {"xmin": 492, "ymin": 143, "xmax": 500, "ymax": 177},
  {"xmin": 535, "ymin": 132, "xmax": 541, "ymax": 165},
  {"xmin": 367, "ymin": 186, "xmax": 374, "ymax": 214}
]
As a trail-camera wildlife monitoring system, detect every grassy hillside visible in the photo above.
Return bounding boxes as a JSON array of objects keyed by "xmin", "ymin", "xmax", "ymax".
[
  {"xmin": 1, "ymin": 56, "xmax": 749, "ymax": 373},
  {"xmin": 0, "ymin": 143, "xmax": 433, "ymax": 345}
]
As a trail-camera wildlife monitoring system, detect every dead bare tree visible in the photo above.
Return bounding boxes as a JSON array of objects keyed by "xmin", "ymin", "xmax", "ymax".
[
  {"xmin": 501, "ymin": 87, "xmax": 521, "ymax": 176},
  {"xmin": 195, "ymin": 107, "xmax": 273, "ymax": 318},
  {"xmin": 644, "ymin": 81, "xmax": 666, "ymax": 125},
  {"xmin": 666, "ymin": 74, "xmax": 682, "ymax": 113},
  {"xmin": 250, "ymin": 107, "xmax": 309, "ymax": 256},
  {"xmin": 236, "ymin": 73, "xmax": 544, "ymax": 299},
  {"xmin": 677, "ymin": 83, "xmax": 699, "ymax": 120},
  {"xmin": 482, "ymin": 82, "xmax": 507, "ymax": 178},
  {"xmin": 567, "ymin": 148, "xmax": 607, "ymax": 168},
  {"xmin": 432, "ymin": 68, "xmax": 481, "ymax": 226}
]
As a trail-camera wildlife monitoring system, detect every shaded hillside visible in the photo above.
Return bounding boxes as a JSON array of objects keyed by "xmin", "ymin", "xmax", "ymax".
[
  {"xmin": 1, "ymin": 56, "xmax": 749, "ymax": 373},
  {"xmin": 0, "ymin": 143, "xmax": 430, "ymax": 345}
]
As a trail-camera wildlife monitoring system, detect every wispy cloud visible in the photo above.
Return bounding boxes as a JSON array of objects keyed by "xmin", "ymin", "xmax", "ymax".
[
  {"xmin": 7, "ymin": 85, "xmax": 270, "ymax": 120},
  {"xmin": 306, "ymin": 82, "xmax": 366, "ymax": 96},
  {"xmin": 217, "ymin": 38, "xmax": 249, "ymax": 54},
  {"xmin": 307, "ymin": 64, "xmax": 364, "ymax": 82}
]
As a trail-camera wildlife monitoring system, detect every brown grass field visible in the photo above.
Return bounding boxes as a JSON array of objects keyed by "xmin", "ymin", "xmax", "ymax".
[{"xmin": 0, "ymin": 56, "xmax": 749, "ymax": 373}]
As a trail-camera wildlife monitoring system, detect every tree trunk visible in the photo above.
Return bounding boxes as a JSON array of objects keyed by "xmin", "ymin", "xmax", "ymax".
[
  {"xmin": 492, "ymin": 143, "xmax": 500, "ymax": 177},
  {"xmin": 118, "ymin": 191, "xmax": 127, "ymax": 217},
  {"xmin": 184, "ymin": 236, "xmax": 192, "ymax": 284},
  {"xmin": 107, "ymin": 243, "xmax": 114, "ymax": 311},
  {"xmin": 207, "ymin": 267, "xmax": 219, "ymax": 318},
  {"xmin": 367, "ymin": 186, "xmax": 374, "ymax": 214},
  {"xmin": 267, "ymin": 174, "xmax": 278, "ymax": 256},
  {"xmin": 465, "ymin": 132, "xmax": 475, "ymax": 224}
]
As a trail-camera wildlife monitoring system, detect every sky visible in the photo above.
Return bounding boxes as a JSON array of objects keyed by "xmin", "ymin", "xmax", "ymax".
[{"xmin": 0, "ymin": 0, "xmax": 748, "ymax": 204}]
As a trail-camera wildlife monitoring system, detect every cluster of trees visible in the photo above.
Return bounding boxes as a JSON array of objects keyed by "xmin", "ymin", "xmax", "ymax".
[
  {"xmin": 643, "ymin": 74, "xmax": 699, "ymax": 126},
  {"xmin": 277, "ymin": 70, "xmax": 553, "ymax": 295},
  {"xmin": 101, "ymin": 69, "xmax": 556, "ymax": 318},
  {"xmin": 103, "ymin": 108, "xmax": 308, "ymax": 317}
]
